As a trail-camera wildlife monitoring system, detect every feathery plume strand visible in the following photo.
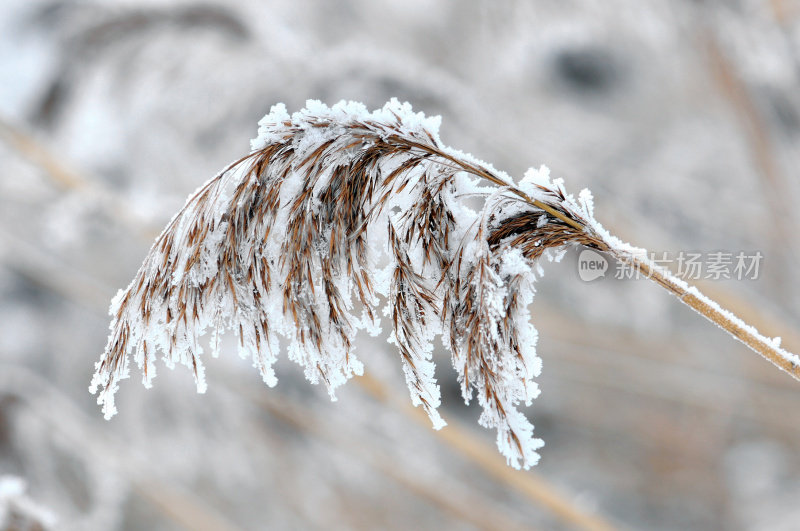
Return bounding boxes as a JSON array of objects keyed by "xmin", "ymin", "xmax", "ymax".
[{"xmin": 91, "ymin": 99, "xmax": 800, "ymax": 469}]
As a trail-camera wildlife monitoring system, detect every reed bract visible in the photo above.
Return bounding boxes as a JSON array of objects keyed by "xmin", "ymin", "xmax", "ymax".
[{"xmin": 91, "ymin": 99, "xmax": 800, "ymax": 469}]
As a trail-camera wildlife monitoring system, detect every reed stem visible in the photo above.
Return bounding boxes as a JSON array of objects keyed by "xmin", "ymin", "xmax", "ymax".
[{"xmin": 619, "ymin": 251, "xmax": 800, "ymax": 381}]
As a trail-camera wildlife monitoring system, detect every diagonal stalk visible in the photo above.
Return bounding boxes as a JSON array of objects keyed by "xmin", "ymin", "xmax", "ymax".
[{"xmin": 615, "ymin": 250, "xmax": 800, "ymax": 381}]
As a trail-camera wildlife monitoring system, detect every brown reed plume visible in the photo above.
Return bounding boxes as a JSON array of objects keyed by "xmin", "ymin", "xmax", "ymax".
[{"xmin": 91, "ymin": 99, "xmax": 800, "ymax": 470}]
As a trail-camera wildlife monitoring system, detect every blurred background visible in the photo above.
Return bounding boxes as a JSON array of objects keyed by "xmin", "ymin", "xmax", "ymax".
[{"xmin": 1, "ymin": 0, "xmax": 800, "ymax": 529}]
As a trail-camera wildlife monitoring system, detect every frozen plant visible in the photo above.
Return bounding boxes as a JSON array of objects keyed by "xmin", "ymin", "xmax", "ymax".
[
  {"xmin": 0, "ymin": 476, "xmax": 56, "ymax": 530},
  {"xmin": 90, "ymin": 99, "xmax": 800, "ymax": 470}
]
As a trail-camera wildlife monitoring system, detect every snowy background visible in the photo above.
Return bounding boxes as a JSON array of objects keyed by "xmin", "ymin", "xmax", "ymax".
[{"xmin": 2, "ymin": 0, "xmax": 800, "ymax": 529}]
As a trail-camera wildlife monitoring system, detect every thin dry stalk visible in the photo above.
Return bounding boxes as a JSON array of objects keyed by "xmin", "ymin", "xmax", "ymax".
[
  {"xmin": 0, "ymin": 116, "xmax": 86, "ymax": 190},
  {"xmin": 355, "ymin": 373, "xmax": 617, "ymax": 531},
  {"xmin": 628, "ymin": 255, "xmax": 800, "ymax": 380},
  {"xmin": 229, "ymin": 372, "xmax": 533, "ymax": 531},
  {"xmin": 700, "ymin": 26, "xmax": 797, "ymax": 295}
]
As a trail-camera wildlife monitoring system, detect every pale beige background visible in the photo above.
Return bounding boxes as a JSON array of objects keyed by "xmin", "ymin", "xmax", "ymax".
[{"xmin": 1, "ymin": 1, "xmax": 799, "ymax": 529}]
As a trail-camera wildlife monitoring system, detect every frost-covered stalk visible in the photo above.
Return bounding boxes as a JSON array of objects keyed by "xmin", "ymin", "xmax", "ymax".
[
  {"xmin": 619, "ymin": 254, "xmax": 800, "ymax": 380},
  {"xmin": 91, "ymin": 99, "xmax": 800, "ymax": 470}
]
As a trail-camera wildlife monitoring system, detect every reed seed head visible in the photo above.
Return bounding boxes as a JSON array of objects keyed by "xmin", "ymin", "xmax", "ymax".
[{"xmin": 89, "ymin": 99, "xmax": 620, "ymax": 469}]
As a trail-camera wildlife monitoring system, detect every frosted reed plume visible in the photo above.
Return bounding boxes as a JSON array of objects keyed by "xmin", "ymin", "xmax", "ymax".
[{"xmin": 91, "ymin": 99, "xmax": 800, "ymax": 469}]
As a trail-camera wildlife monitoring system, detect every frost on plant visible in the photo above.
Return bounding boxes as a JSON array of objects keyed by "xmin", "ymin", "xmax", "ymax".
[
  {"xmin": 91, "ymin": 99, "xmax": 800, "ymax": 470},
  {"xmin": 0, "ymin": 476, "xmax": 56, "ymax": 530}
]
